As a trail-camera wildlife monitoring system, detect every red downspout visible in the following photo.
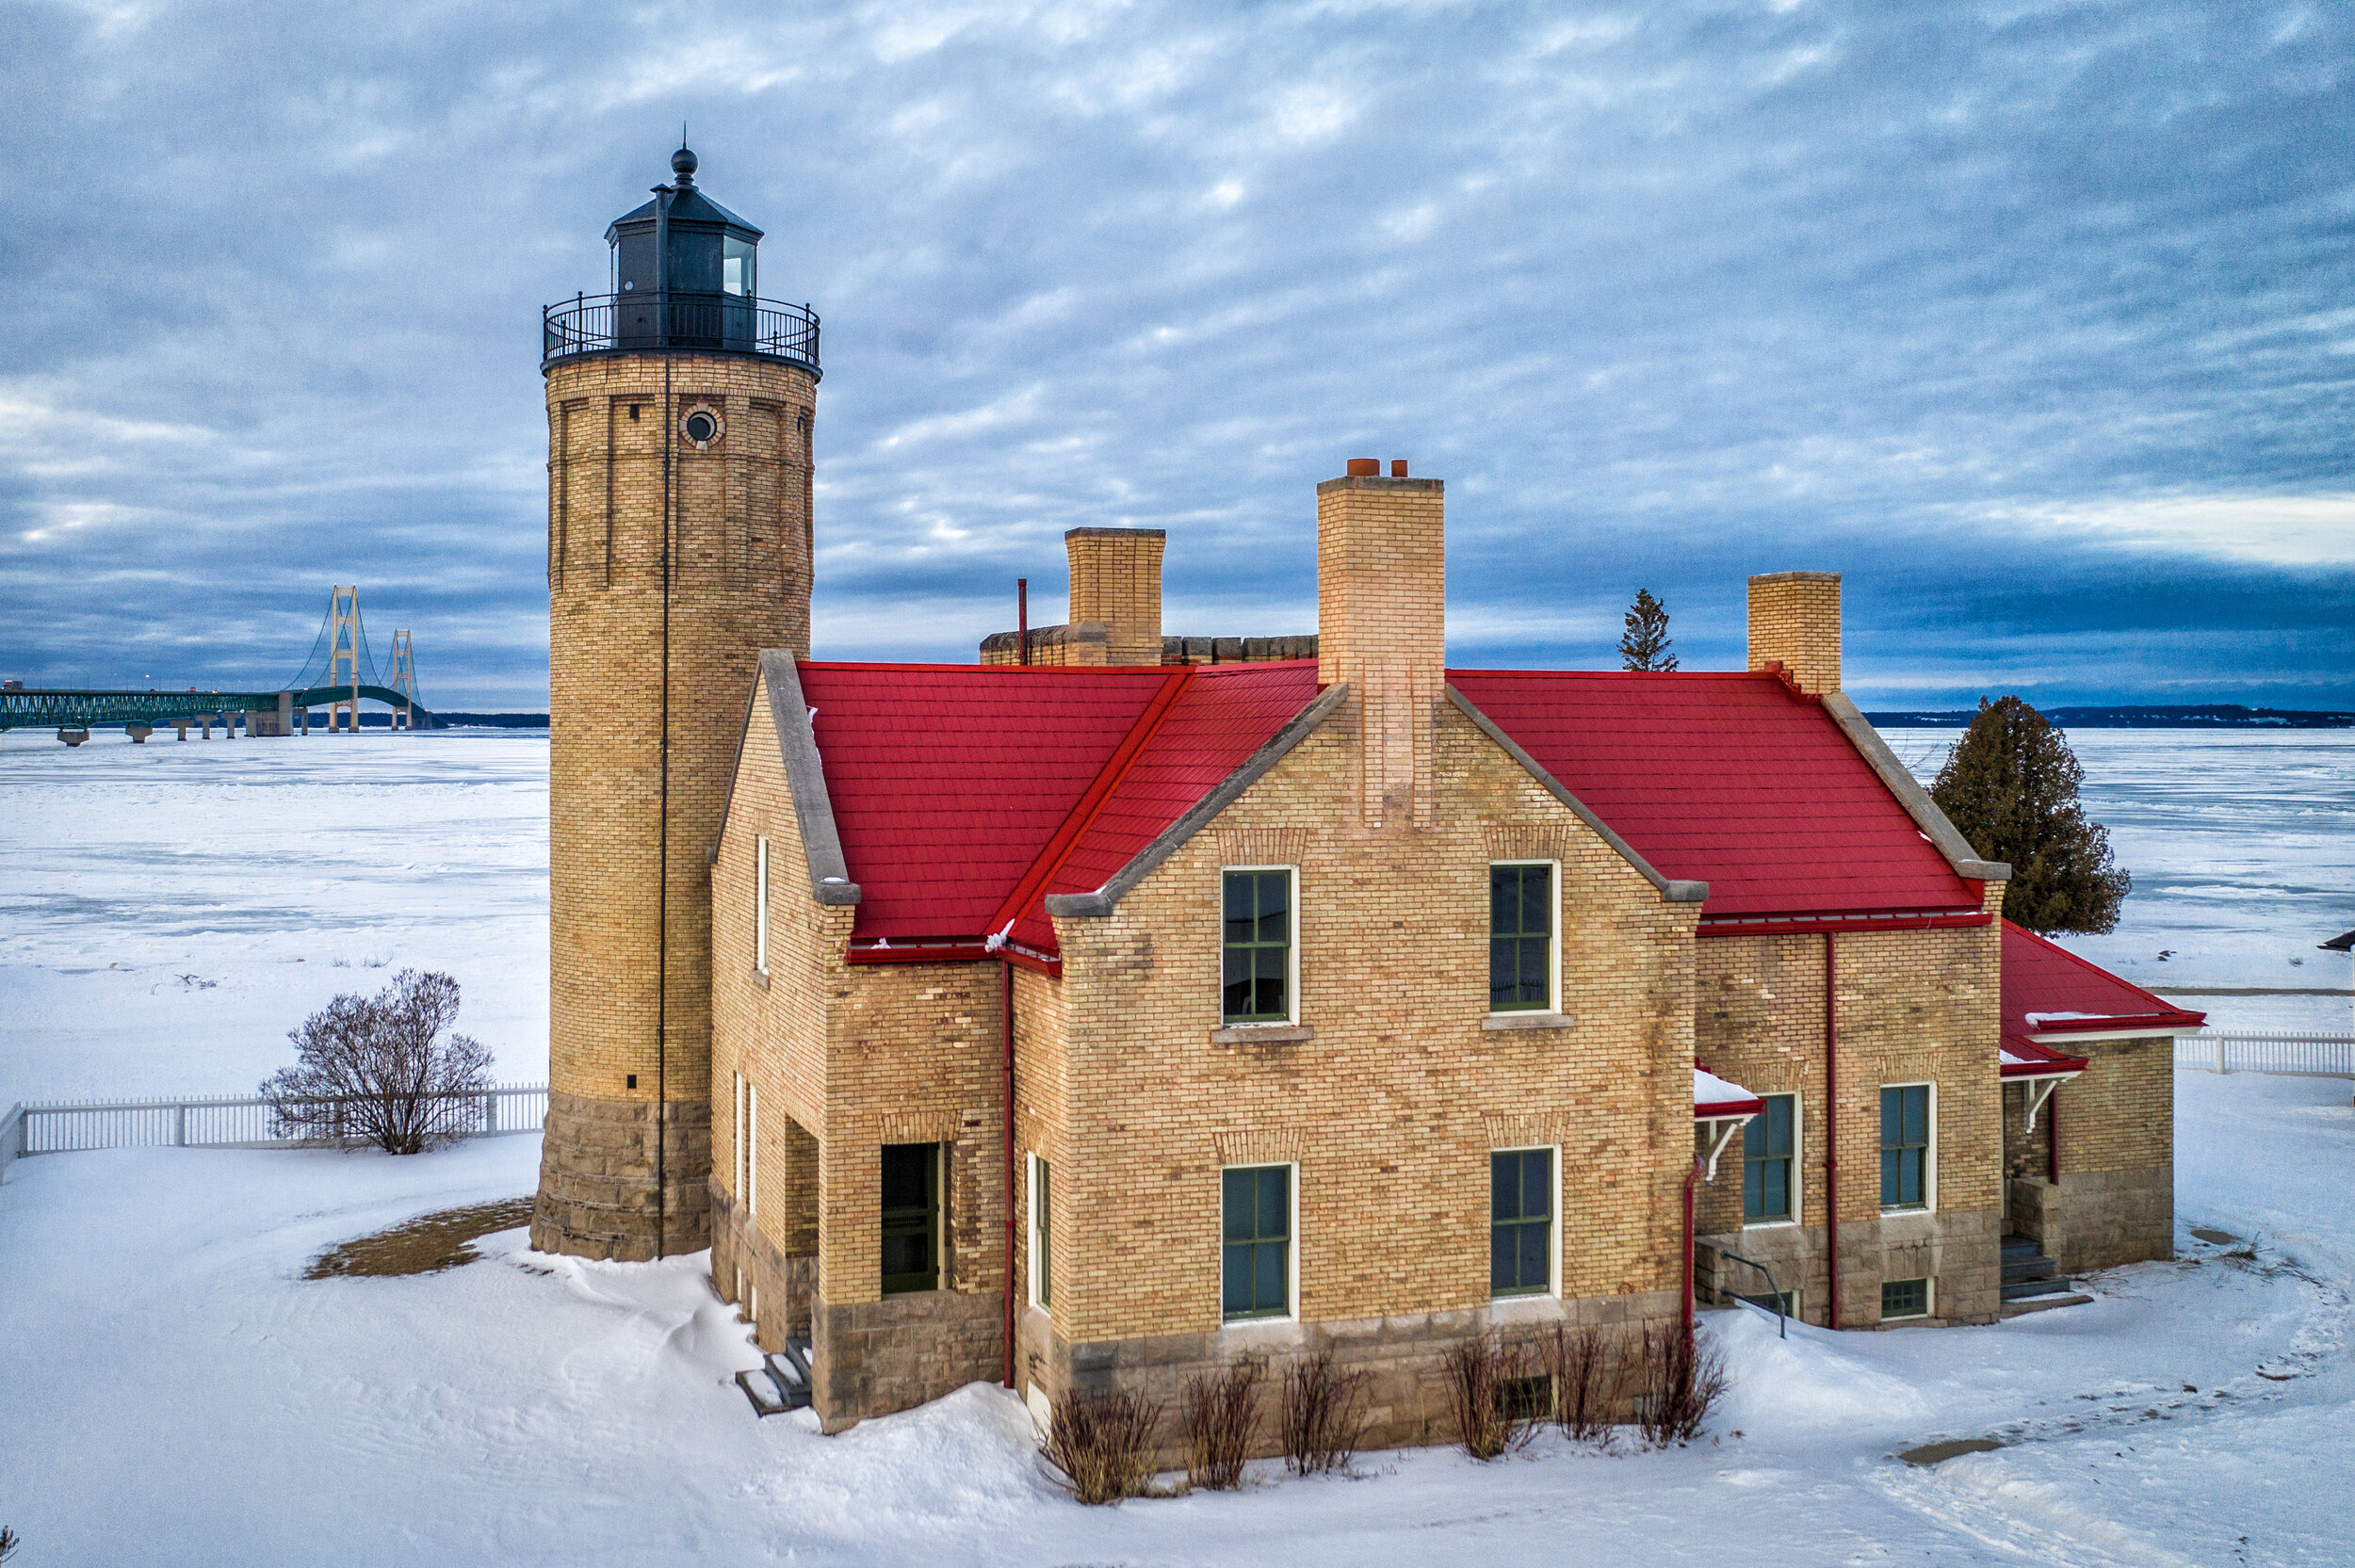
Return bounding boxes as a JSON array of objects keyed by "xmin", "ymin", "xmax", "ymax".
[
  {"xmin": 1824, "ymin": 932, "xmax": 1841, "ymax": 1330},
  {"xmin": 1681, "ymin": 1158, "xmax": 1698, "ymax": 1346},
  {"xmin": 1016, "ymin": 579, "xmax": 1030, "ymax": 667},
  {"xmin": 2049, "ymin": 1086, "xmax": 2061, "ymax": 1183},
  {"xmin": 1000, "ymin": 957, "xmax": 1017, "ymax": 1388}
]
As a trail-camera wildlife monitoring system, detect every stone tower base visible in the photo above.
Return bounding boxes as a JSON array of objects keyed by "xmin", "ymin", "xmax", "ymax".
[{"xmin": 530, "ymin": 1088, "xmax": 712, "ymax": 1261}]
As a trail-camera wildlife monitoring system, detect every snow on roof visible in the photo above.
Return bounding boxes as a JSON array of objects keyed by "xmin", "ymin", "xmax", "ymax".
[
  {"xmin": 1448, "ymin": 670, "xmax": 1982, "ymax": 922},
  {"xmin": 1695, "ymin": 1066, "xmax": 1765, "ymax": 1120},
  {"xmin": 2001, "ymin": 1040, "xmax": 2087, "ymax": 1079}
]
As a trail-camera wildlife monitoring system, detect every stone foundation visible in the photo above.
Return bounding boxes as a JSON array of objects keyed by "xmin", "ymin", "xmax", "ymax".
[
  {"xmin": 530, "ymin": 1087, "xmax": 711, "ymax": 1260},
  {"xmin": 811, "ymin": 1289, "xmax": 1006, "ymax": 1433},
  {"xmin": 1698, "ymin": 1208, "xmax": 2002, "ymax": 1327},
  {"xmin": 710, "ymin": 1180, "xmax": 816, "ymax": 1346},
  {"xmin": 2009, "ymin": 1169, "xmax": 2171, "ymax": 1275}
]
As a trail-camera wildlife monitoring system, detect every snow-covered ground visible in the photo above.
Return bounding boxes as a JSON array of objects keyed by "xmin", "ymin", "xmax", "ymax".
[
  {"xmin": 0, "ymin": 1073, "xmax": 2347, "ymax": 1565},
  {"xmin": 0, "ymin": 729, "xmax": 547, "ymax": 1100}
]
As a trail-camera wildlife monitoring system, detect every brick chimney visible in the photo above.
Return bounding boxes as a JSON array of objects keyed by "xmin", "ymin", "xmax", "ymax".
[
  {"xmin": 1065, "ymin": 528, "xmax": 1165, "ymax": 667},
  {"xmin": 1317, "ymin": 459, "xmax": 1443, "ymax": 831},
  {"xmin": 1747, "ymin": 571, "xmax": 1841, "ymax": 696}
]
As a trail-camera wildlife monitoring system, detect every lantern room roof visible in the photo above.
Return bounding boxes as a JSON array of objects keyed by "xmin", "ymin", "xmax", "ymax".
[{"xmin": 607, "ymin": 184, "xmax": 762, "ymax": 240}]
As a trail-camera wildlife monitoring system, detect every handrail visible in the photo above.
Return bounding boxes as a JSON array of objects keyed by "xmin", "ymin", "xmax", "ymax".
[
  {"xmin": 542, "ymin": 291, "xmax": 820, "ymax": 373},
  {"xmin": 1700, "ymin": 1242, "xmax": 1789, "ymax": 1337}
]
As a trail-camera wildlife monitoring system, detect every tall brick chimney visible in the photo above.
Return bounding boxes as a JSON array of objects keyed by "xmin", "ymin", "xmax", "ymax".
[
  {"xmin": 1317, "ymin": 459, "xmax": 1443, "ymax": 831},
  {"xmin": 1747, "ymin": 571, "xmax": 1841, "ymax": 696},
  {"xmin": 1065, "ymin": 527, "xmax": 1165, "ymax": 667}
]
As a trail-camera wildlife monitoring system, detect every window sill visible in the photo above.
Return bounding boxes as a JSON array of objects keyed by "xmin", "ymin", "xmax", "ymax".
[
  {"xmin": 1487, "ymin": 1293, "xmax": 1564, "ymax": 1323},
  {"xmin": 1743, "ymin": 1219, "xmax": 1800, "ymax": 1232},
  {"xmin": 1210, "ymin": 1024, "xmax": 1312, "ymax": 1046},
  {"xmin": 747, "ymin": 968, "xmax": 771, "ymax": 990},
  {"xmin": 1482, "ymin": 1011, "xmax": 1575, "ymax": 1031}
]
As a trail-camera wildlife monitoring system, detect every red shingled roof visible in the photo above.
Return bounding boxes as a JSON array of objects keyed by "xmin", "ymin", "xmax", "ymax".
[
  {"xmin": 800, "ymin": 662, "xmax": 1177, "ymax": 944},
  {"xmin": 1447, "ymin": 669, "xmax": 1983, "ymax": 922},
  {"xmin": 2000, "ymin": 921, "xmax": 2205, "ymax": 1051}
]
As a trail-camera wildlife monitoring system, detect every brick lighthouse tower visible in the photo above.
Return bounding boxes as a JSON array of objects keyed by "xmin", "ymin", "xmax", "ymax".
[{"xmin": 532, "ymin": 144, "xmax": 820, "ymax": 1259}]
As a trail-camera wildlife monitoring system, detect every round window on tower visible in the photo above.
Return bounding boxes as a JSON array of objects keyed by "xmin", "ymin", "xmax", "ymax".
[{"xmin": 680, "ymin": 405, "xmax": 723, "ymax": 449}]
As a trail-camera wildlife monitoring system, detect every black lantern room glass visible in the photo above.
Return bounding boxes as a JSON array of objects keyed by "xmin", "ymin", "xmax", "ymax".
[{"xmin": 606, "ymin": 144, "xmax": 765, "ymax": 351}]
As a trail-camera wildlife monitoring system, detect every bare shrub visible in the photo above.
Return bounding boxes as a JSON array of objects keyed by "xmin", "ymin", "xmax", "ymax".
[
  {"xmin": 259, "ymin": 970, "xmax": 493, "ymax": 1156},
  {"xmin": 1181, "ymin": 1355, "xmax": 1266, "ymax": 1490},
  {"xmin": 1279, "ymin": 1347, "xmax": 1370, "ymax": 1477},
  {"xmin": 1633, "ymin": 1323, "xmax": 1728, "ymax": 1447},
  {"xmin": 1548, "ymin": 1323, "xmax": 1628, "ymax": 1444},
  {"xmin": 0, "ymin": 1524, "xmax": 18, "ymax": 1562},
  {"xmin": 1038, "ymin": 1386, "xmax": 1163, "ymax": 1505},
  {"xmin": 1444, "ymin": 1333, "xmax": 1545, "ymax": 1461}
]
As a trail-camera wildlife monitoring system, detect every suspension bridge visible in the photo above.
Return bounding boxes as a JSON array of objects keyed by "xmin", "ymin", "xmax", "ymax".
[{"xmin": 2, "ymin": 587, "xmax": 432, "ymax": 743}]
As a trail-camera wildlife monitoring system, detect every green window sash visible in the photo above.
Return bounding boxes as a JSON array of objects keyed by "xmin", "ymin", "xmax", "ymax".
[
  {"xmin": 1879, "ymin": 1086, "xmax": 1930, "ymax": 1209},
  {"xmin": 1488, "ymin": 864, "xmax": 1552, "ymax": 1011},
  {"xmin": 881, "ymin": 1142, "xmax": 940, "ymax": 1295},
  {"xmin": 1222, "ymin": 870, "xmax": 1292, "ymax": 1023},
  {"xmin": 1742, "ymin": 1094, "xmax": 1795, "ymax": 1222},
  {"xmin": 1489, "ymin": 1147, "xmax": 1553, "ymax": 1296},
  {"xmin": 1221, "ymin": 1165, "xmax": 1291, "ymax": 1318}
]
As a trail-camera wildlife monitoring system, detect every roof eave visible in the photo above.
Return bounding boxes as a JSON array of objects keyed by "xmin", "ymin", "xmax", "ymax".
[{"xmin": 760, "ymin": 650, "xmax": 861, "ymax": 907}]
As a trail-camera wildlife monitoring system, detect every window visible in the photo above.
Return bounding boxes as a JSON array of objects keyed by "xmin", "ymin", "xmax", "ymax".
[
  {"xmin": 1880, "ymin": 1085, "xmax": 1932, "ymax": 1211},
  {"xmin": 1488, "ymin": 863, "xmax": 1554, "ymax": 1011},
  {"xmin": 1882, "ymin": 1278, "xmax": 1931, "ymax": 1319},
  {"xmin": 1743, "ymin": 1093, "xmax": 1796, "ymax": 1224},
  {"xmin": 1490, "ymin": 1147, "xmax": 1556, "ymax": 1297},
  {"xmin": 1030, "ymin": 1155, "xmax": 1052, "ymax": 1310},
  {"xmin": 881, "ymin": 1143, "xmax": 940, "ymax": 1295},
  {"xmin": 754, "ymin": 835, "xmax": 771, "ymax": 975},
  {"xmin": 723, "ymin": 234, "xmax": 755, "ymax": 298},
  {"xmin": 1221, "ymin": 1164, "xmax": 1292, "ymax": 1320},
  {"xmin": 734, "ymin": 1073, "xmax": 757, "ymax": 1219},
  {"xmin": 1222, "ymin": 869, "xmax": 1294, "ymax": 1025}
]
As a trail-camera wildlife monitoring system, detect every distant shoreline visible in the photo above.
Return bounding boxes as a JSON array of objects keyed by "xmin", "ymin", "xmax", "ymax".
[{"xmin": 1867, "ymin": 704, "xmax": 2355, "ymax": 729}]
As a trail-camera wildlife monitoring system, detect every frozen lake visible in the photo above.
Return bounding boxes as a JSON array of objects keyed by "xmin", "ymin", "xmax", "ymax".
[{"xmin": 0, "ymin": 720, "xmax": 2347, "ymax": 1105}]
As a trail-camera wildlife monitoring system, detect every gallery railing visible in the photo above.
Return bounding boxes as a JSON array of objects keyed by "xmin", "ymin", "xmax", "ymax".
[{"xmin": 543, "ymin": 292, "xmax": 820, "ymax": 371}]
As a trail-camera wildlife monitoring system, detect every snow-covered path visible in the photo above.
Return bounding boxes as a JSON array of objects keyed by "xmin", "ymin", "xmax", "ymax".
[{"xmin": 0, "ymin": 1072, "xmax": 2347, "ymax": 1565}]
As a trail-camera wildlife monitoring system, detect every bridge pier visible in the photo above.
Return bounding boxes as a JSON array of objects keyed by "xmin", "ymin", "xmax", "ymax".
[
  {"xmin": 127, "ymin": 724, "xmax": 152, "ymax": 744},
  {"xmin": 57, "ymin": 728, "xmax": 89, "ymax": 747},
  {"xmin": 175, "ymin": 720, "xmax": 190, "ymax": 741}
]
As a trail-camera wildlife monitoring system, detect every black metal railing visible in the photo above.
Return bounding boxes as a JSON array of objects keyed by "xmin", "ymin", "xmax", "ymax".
[{"xmin": 542, "ymin": 292, "xmax": 820, "ymax": 371}]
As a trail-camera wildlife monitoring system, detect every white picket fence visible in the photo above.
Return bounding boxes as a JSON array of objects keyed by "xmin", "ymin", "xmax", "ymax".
[
  {"xmin": 0, "ymin": 1084, "xmax": 547, "ymax": 1183},
  {"xmin": 2174, "ymin": 1031, "xmax": 2355, "ymax": 1080}
]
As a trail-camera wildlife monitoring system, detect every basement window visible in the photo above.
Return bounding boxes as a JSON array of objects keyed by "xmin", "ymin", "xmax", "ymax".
[
  {"xmin": 881, "ymin": 1143, "xmax": 941, "ymax": 1295},
  {"xmin": 1221, "ymin": 869, "xmax": 1295, "ymax": 1025},
  {"xmin": 1882, "ymin": 1278, "xmax": 1932, "ymax": 1320},
  {"xmin": 1487, "ymin": 863, "xmax": 1556, "ymax": 1012}
]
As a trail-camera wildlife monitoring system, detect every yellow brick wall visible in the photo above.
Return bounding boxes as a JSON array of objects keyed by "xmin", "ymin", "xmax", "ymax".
[
  {"xmin": 1039, "ymin": 699, "xmax": 1697, "ymax": 1348},
  {"xmin": 1316, "ymin": 477, "xmax": 1445, "ymax": 830},
  {"xmin": 2055, "ymin": 1037, "xmax": 2173, "ymax": 1177},
  {"xmin": 1065, "ymin": 529, "xmax": 1165, "ymax": 666},
  {"xmin": 1746, "ymin": 572, "xmax": 1842, "ymax": 697}
]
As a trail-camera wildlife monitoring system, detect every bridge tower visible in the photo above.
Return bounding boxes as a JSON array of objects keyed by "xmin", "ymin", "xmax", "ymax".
[
  {"xmin": 532, "ymin": 143, "xmax": 819, "ymax": 1261},
  {"xmin": 388, "ymin": 630, "xmax": 419, "ymax": 732},
  {"xmin": 325, "ymin": 586, "xmax": 364, "ymax": 733}
]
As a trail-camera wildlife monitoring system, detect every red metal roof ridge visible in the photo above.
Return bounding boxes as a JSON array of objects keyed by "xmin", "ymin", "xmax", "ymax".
[
  {"xmin": 2004, "ymin": 920, "xmax": 2207, "ymax": 1025},
  {"xmin": 1441, "ymin": 667, "xmax": 1792, "ymax": 681},
  {"xmin": 980, "ymin": 664, "xmax": 1200, "ymax": 944},
  {"xmin": 795, "ymin": 659, "xmax": 1178, "ymax": 676}
]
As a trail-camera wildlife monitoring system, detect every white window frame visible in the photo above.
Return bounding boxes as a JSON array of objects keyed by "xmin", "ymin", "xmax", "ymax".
[
  {"xmin": 1881, "ymin": 1276, "xmax": 1934, "ymax": 1321},
  {"xmin": 1028, "ymin": 1152, "xmax": 1052, "ymax": 1311},
  {"xmin": 1219, "ymin": 865, "xmax": 1301, "ymax": 1027},
  {"xmin": 754, "ymin": 834, "xmax": 771, "ymax": 976},
  {"xmin": 1488, "ymin": 1142, "xmax": 1563, "ymax": 1301},
  {"xmin": 1218, "ymin": 1160, "xmax": 1301, "ymax": 1326},
  {"xmin": 1743, "ymin": 1091, "xmax": 1803, "ymax": 1231},
  {"xmin": 1485, "ymin": 859, "xmax": 1562, "ymax": 1017},
  {"xmin": 1878, "ymin": 1080, "xmax": 1937, "ymax": 1216},
  {"xmin": 735, "ymin": 1072, "xmax": 758, "ymax": 1219}
]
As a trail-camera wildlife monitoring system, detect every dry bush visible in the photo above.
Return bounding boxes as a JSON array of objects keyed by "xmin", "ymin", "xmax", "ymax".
[
  {"xmin": 1633, "ymin": 1323, "xmax": 1729, "ymax": 1447},
  {"xmin": 1548, "ymin": 1323, "xmax": 1629, "ymax": 1444},
  {"xmin": 0, "ymin": 1524, "xmax": 18, "ymax": 1563},
  {"xmin": 1181, "ymin": 1356, "xmax": 1267, "ymax": 1491},
  {"xmin": 1280, "ymin": 1348, "xmax": 1370, "ymax": 1477},
  {"xmin": 259, "ymin": 970, "xmax": 494, "ymax": 1155},
  {"xmin": 1443, "ymin": 1333, "xmax": 1545, "ymax": 1461},
  {"xmin": 1039, "ymin": 1386, "xmax": 1163, "ymax": 1505}
]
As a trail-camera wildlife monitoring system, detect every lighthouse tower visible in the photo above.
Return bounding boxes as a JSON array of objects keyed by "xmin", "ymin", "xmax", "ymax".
[{"xmin": 533, "ymin": 145, "xmax": 820, "ymax": 1259}]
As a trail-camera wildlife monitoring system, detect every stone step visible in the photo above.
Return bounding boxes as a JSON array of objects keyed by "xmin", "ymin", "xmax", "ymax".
[
  {"xmin": 2002, "ymin": 1273, "xmax": 2078, "ymax": 1301},
  {"xmin": 2003, "ymin": 1255, "xmax": 2057, "ymax": 1284},
  {"xmin": 2001, "ymin": 1290, "xmax": 2094, "ymax": 1319},
  {"xmin": 2000, "ymin": 1236, "xmax": 2042, "ymax": 1259},
  {"xmin": 735, "ymin": 1348, "xmax": 813, "ymax": 1417}
]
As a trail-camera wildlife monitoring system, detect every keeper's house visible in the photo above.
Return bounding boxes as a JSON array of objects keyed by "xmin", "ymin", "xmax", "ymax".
[{"xmin": 705, "ymin": 461, "xmax": 2197, "ymax": 1440}]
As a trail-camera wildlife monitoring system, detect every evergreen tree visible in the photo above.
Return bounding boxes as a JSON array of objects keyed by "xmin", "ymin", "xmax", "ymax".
[
  {"xmin": 1930, "ymin": 697, "xmax": 2131, "ymax": 934},
  {"xmin": 1619, "ymin": 589, "xmax": 1679, "ymax": 672}
]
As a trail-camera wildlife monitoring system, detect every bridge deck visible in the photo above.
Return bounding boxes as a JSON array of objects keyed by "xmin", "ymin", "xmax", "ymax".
[{"xmin": 1, "ymin": 685, "xmax": 430, "ymax": 732}]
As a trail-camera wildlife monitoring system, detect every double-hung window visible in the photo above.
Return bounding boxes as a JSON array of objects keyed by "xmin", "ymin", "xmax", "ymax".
[
  {"xmin": 754, "ymin": 835, "xmax": 771, "ymax": 975},
  {"xmin": 1221, "ymin": 1164, "xmax": 1292, "ymax": 1320},
  {"xmin": 1222, "ymin": 869, "xmax": 1294, "ymax": 1025},
  {"xmin": 1030, "ymin": 1156, "xmax": 1052, "ymax": 1310},
  {"xmin": 1743, "ymin": 1093, "xmax": 1796, "ymax": 1224},
  {"xmin": 1488, "ymin": 864, "xmax": 1554, "ymax": 1012},
  {"xmin": 1490, "ymin": 1147, "xmax": 1555, "ymax": 1297},
  {"xmin": 1880, "ymin": 1085, "xmax": 1932, "ymax": 1211}
]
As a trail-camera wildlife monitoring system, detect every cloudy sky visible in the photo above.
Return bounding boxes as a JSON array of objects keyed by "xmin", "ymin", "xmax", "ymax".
[{"xmin": 3, "ymin": 0, "xmax": 2349, "ymax": 711}]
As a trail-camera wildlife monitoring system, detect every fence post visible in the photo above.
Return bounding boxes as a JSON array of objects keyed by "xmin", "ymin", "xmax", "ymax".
[
  {"xmin": 482, "ymin": 1092, "xmax": 495, "ymax": 1137},
  {"xmin": 174, "ymin": 1103, "xmax": 187, "ymax": 1148},
  {"xmin": 2217, "ymin": 1035, "xmax": 2228, "ymax": 1075}
]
